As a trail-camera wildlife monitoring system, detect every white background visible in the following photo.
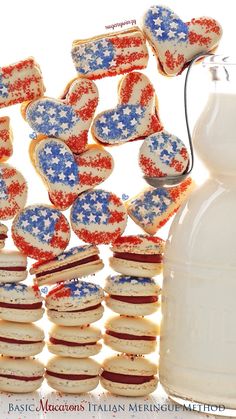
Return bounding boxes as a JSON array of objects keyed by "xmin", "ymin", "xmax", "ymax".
[{"xmin": 0, "ymin": 0, "xmax": 233, "ymax": 418}]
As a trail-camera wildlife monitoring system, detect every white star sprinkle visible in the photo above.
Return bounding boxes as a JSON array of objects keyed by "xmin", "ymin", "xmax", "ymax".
[
  {"xmin": 100, "ymin": 116, "xmax": 107, "ymax": 124},
  {"xmin": 59, "ymin": 110, "xmax": 67, "ymax": 118},
  {"xmin": 44, "ymin": 147, "xmax": 52, "ymax": 155},
  {"xmin": 100, "ymin": 214, "xmax": 107, "ymax": 223},
  {"xmin": 168, "ymin": 30, "xmax": 176, "ymax": 39},
  {"xmin": 154, "ymin": 17, "xmax": 162, "ymax": 25},
  {"xmin": 130, "ymin": 118, "xmax": 137, "ymax": 126},
  {"xmin": 58, "ymin": 172, "xmax": 66, "ymax": 180},
  {"xmin": 117, "ymin": 122, "xmax": 124, "ymax": 130},
  {"xmin": 96, "ymin": 57, "xmax": 103, "ymax": 65},
  {"xmin": 31, "ymin": 215, "xmax": 39, "ymax": 222},
  {"xmin": 44, "ymin": 219, "xmax": 51, "ymax": 227},
  {"xmin": 170, "ymin": 21, "xmax": 178, "ymax": 29},
  {"xmin": 89, "ymin": 214, "xmax": 96, "ymax": 223},
  {"xmin": 110, "ymin": 59, "xmax": 116, "ymax": 67},
  {"xmin": 32, "ymin": 227, "xmax": 40, "ymax": 234},
  {"xmin": 37, "ymin": 105, "xmax": 45, "ymax": 114},
  {"xmin": 136, "ymin": 107, "xmax": 143, "ymax": 115},
  {"xmin": 155, "ymin": 27, "xmax": 164, "ymax": 37},
  {"xmin": 43, "ymin": 233, "xmax": 51, "ymax": 241},
  {"xmin": 179, "ymin": 32, "xmax": 187, "ymax": 40},
  {"xmin": 82, "ymin": 203, "xmax": 90, "ymax": 211},
  {"xmin": 51, "ymin": 213, "xmax": 59, "ymax": 221},
  {"xmin": 91, "ymin": 44, "xmax": 98, "ymax": 52},
  {"xmin": 123, "ymin": 107, "xmax": 131, "ymax": 115},
  {"xmin": 65, "ymin": 161, "xmax": 72, "ymax": 168},
  {"xmin": 49, "ymin": 117, "xmax": 57, "ymax": 124},
  {"xmin": 22, "ymin": 220, "xmax": 29, "ymax": 228},
  {"xmin": 47, "ymin": 168, "xmax": 55, "ymax": 176},
  {"xmin": 122, "ymin": 129, "xmax": 129, "ymax": 137},
  {"xmin": 76, "ymin": 213, "xmax": 84, "ymax": 221},
  {"xmin": 102, "ymin": 126, "xmax": 110, "ymax": 135},
  {"xmin": 68, "ymin": 173, "xmax": 76, "ymax": 181},
  {"xmin": 95, "ymin": 202, "xmax": 103, "ymax": 211},
  {"xmin": 61, "ymin": 122, "xmax": 69, "ymax": 130},
  {"xmin": 52, "ymin": 157, "xmax": 59, "ymax": 164},
  {"xmin": 49, "ymin": 128, "xmax": 57, "ymax": 136},
  {"xmin": 48, "ymin": 107, "xmax": 56, "ymax": 116},
  {"xmin": 59, "ymin": 148, "xmax": 67, "ymax": 155},
  {"xmin": 40, "ymin": 210, "xmax": 48, "ymax": 217},
  {"xmin": 112, "ymin": 113, "xmax": 119, "ymax": 121},
  {"xmin": 103, "ymin": 50, "xmax": 111, "ymax": 57},
  {"xmin": 35, "ymin": 116, "xmax": 43, "ymax": 124}
]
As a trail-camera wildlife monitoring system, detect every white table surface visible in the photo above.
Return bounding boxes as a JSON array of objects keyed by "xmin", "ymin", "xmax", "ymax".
[{"xmin": 0, "ymin": 384, "xmax": 232, "ymax": 419}]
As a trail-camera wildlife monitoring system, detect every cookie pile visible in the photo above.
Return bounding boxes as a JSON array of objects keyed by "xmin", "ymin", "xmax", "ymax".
[{"xmin": 0, "ymin": 3, "xmax": 222, "ymax": 396}]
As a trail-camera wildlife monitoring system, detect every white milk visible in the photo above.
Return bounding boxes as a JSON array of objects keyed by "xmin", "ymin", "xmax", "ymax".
[{"xmin": 160, "ymin": 91, "xmax": 236, "ymax": 409}]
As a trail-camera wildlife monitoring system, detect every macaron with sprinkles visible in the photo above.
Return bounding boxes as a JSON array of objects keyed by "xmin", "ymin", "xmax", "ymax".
[
  {"xmin": 0, "ymin": 357, "xmax": 44, "ymax": 393},
  {"xmin": 30, "ymin": 245, "xmax": 104, "ymax": 286},
  {"xmin": 104, "ymin": 275, "xmax": 161, "ymax": 316},
  {"xmin": 0, "ymin": 320, "xmax": 45, "ymax": 357},
  {"xmin": 139, "ymin": 131, "xmax": 189, "ymax": 178},
  {"xmin": 104, "ymin": 315, "xmax": 159, "ymax": 355},
  {"xmin": 70, "ymin": 189, "xmax": 127, "ymax": 245},
  {"xmin": 46, "ymin": 356, "xmax": 101, "ymax": 394},
  {"xmin": 0, "ymin": 250, "xmax": 28, "ymax": 283},
  {"xmin": 46, "ymin": 280, "xmax": 104, "ymax": 326},
  {"xmin": 110, "ymin": 234, "xmax": 165, "ymax": 277},
  {"xmin": 0, "ymin": 223, "xmax": 8, "ymax": 249},
  {"xmin": 48, "ymin": 324, "xmax": 102, "ymax": 358},
  {"xmin": 0, "ymin": 283, "xmax": 44, "ymax": 322},
  {"xmin": 100, "ymin": 354, "xmax": 158, "ymax": 396},
  {"xmin": 12, "ymin": 204, "xmax": 71, "ymax": 261}
]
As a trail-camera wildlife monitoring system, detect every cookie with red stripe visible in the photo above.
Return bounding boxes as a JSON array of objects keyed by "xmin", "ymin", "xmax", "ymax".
[
  {"xmin": 142, "ymin": 5, "xmax": 222, "ymax": 76},
  {"xmin": 104, "ymin": 275, "xmax": 161, "ymax": 316},
  {"xmin": 48, "ymin": 324, "xmax": 102, "ymax": 358},
  {"xmin": 46, "ymin": 356, "xmax": 101, "ymax": 394},
  {"xmin": 0, "ymin": 117, "xmax": 13, "ymax": 162},
  {"xmin": 139, "ymin": 130, "xmax": 189, "ymax": 178},
  {"xmin": 22, "ymin": 78, "xmax": 98, "ymax": 154},
  {"xmin": 0, "ymin": 357, "xmax": 44, "ymax": 393},
  {"xmin": 0, "ymin": 164, "xmax": 27, "ymax": 221},
  {"xmin": 127, "ymin": 177, "xmax": 195, "ymax": 235},
  {"xmin": 46, "ymin": 280, "xmax": 104, "ymax": 326},
  {"xmin": 110, "ymin": 235, "xmax": 165, "ymax": 277},
  {"xmin": 70, "ymin": 189, "xmax": 127, "ymax": 245},
  {"xmin": 0, "ymin": 283, "xmax": 44, "ymax": 323},
  {"xmin": 71, "ymin": 27, "xmax": 149, "ymax": 80},
  {"xmin": 12, "ymin": 204, "xmax": 70, "ymax": 261},
  {"xmin": 104, "ymin": 315, "xmax": 159, "ymax": 355},
  {"xmin": 91, "ymin": 72, "xmax": 162, "ymax": 145},
  {"xmin": 0, "ymin": 57, "xmax": 45, "ymax": 108},
  {"xmin": 30, "ymin": 245, "xmax": 104, "ymax": 286},
  {"xmin": 101, "ymin": 354, "xmax": 158, "ymax": 396},
  {"xmin": 0, "ymin": 250, "xmax": 27, "ymax": 283}
]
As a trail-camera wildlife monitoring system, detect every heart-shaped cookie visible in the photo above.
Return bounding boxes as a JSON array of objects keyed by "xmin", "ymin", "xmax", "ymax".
[
  {"xmin": 142, "ymin": 5, "xmax": 222, "ymax": 76},
  {"xmin": 0, "ymin": 164, "xmax": 27, "ymax": 220},
  {"xmin": 92, "ymin": 72, "xmax": 162, "ymax": 145},
  {"xmin": 139, "ymin": 130, "xmax": 189, "ymax": 177},
  {"xmin": 0, "ymin": 117, "xmax": 13, "ymax": 162},
  {"xmin": 31, "ymin": 138, "xmax": 114, "ymax": 210},
  {"xmin": 23, "ymin": 78, "xmax": 98, "ymax": 153}
]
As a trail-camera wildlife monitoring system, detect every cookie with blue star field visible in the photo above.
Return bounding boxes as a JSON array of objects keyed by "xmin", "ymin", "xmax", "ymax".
[
  {"xmin": 12, "ymin": 204, "xmax": 71, "ymax": 261},
  {"xmin": 70, "ymin": 189, "xmax": 127, "ymax": 245}
]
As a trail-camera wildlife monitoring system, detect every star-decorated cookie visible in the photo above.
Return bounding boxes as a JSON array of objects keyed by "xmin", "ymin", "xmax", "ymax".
[
  {"xmin": 30, "ymin": 138, "xmax": 114, "ymax": 210},
  {"xmin": 91, "ymin": 72, "xmax": 163, "ymax": 145},
  {"xmin": 0, "ymin": 57, "xmax": 45, "ymax": 108},
  {"xmin": 0, "ymin": 164, "xmax": 28, "ymax": 220},
  {"xmin": 0, "ymin": 117, "xmax": 13, "ymax": 162},
  {"xmin": 142, "ymin": 5, "xmax": 222, "ymax": 76},
  {"xmin": 127, "ymin": 177, "xmax": 195, "ymax": 234},
  {"xmin": 12, "ymin": 204, "xmax": 70, "ymax": 261},
  {"xmin": 22, "ymin": 78, "xmax": 98, "ymax": 154},
  {"xmin": 71, "ymin": 27, "xmax": 149, "ymax": 80},
  {"xmin": 70, "ymin": 189, "xmax": 127, "ymax": 245},
  {"xmin": 139, "ymin": 130, "xmax": 189, "ymax": 178}
]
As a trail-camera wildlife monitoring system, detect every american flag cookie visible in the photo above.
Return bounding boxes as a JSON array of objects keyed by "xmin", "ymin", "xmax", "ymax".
[
  {"xmin": 71, "ymin": 27, "xmax": 149, "ymax": 80},
  {"xmin": 11, "ymin": 204, "xmax": 70, "ymax": 261},
  {"xmin": 139, "ymin": 130, "xmax": 189, "ymax": 178},
  {"xmin": 0, "ymin": 163, "xmax": 27, "ymax": 220},
  {"xmin": 0, "ymin": 57, "xmax": 45, "ymax": 108},
  {"xmin": 70, "ymin": 189, "xmax": 127, "ymax": 245},
  {"xmin": 31, "ymin": 139, "xmax": 114, "ymax": 210},
  {"xmin": 22, "ymin": 78, "xmax": 98, "ymax": 154},
  {"xmin": 0, "ymin": 117, "xmax": 13, "ymax": 162},
  {"xmin": 92, "ymin": 72, "xmax": 163, "ymax": 145},
  {"xmin": 142, "ymin": 6, "xmax": 222, "ymax": 76},
  {"xmin": 127, "ymin": 177, "xmax": 195, "ymax": 235},
  {"xmin": 30, "ymin": 245, "xmax": 104, "ymax": 286}
]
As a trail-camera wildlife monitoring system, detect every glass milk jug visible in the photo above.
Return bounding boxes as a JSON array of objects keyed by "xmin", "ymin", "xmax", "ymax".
[{"xmin": 160, "ymin": 57, "xmax": 236, "ymax": 412}]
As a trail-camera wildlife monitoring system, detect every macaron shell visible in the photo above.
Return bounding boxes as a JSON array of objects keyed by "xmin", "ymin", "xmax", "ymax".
[
  {"xmin": 100, "ymin": 376, "xmax": 158, "ymax": 396},
  {"xmin": 106, "ymin": 296, "xmax": 159, "ymax": 316},
  {"xmin": 47, "ymin": 304, "xmax": 104, "ymax": 326},
  {"xmin": 111, "ymin": 234, "xmax": 165, "ymax": 254},
  {"xmin": 104, "ymin": 334, "xmax": 157, "ymax": 355},
  {"xmin": 104, "ymin": 275, "xmax": 161, "ymax": 296},
  {"xmin": 46, "ymin": 374, "xmax": 99, "ymax": 394},
  {"xmin": 109, "ymin": 256, "xmax": 162, "ymax": 278},
  {"xmin": 0, "ymin": 307, "xmax": 44, "ymax": 323},
  {"xmin": 0, "ymin": 320, "xmax": 44, "ymax": 356},
  {"xmin": 48, "ymin": 342, "xmax": 102, "ymax": 358}
]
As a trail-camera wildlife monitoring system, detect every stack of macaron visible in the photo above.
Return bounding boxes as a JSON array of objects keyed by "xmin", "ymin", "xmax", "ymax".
[
  {"xmin": 44, "ymin": 279, "xmax": 103, "ymax": 393},
  {"xmin": 100, "ymin": 234, "xmax": 164, "ymax": 396}
]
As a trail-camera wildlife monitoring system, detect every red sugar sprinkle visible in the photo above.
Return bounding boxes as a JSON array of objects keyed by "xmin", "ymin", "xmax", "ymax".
[
  {"xmin": 140, "ymin": 84, "xmax": 154, "ymax": 107},
  {"xmin": 110, "ymin": 36, "xmax": 143, "ymax": 48},
  {"xmin": 139, "ymin": 155, "xmax": 165, "ymax": 177},
  {"xmin": 109, "ymin": 210, "xmax": 126, "ymax": 224},
  {"xmin": 76, "ymin": 227, "xmax": 122, "ymax": 245},
  {"xmin": 77, "ymin": 97, "xmax": 98, "ymax": 120},
  {"xmin": 67, "ymin": 131, "xmax": 88, "ymax": 154},
  {"xmin": 120, "ymin": 72, "xmax": 142, "ymax": 104}
]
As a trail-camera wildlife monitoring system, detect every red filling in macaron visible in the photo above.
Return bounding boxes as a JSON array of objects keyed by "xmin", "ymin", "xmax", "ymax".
[
  {"xmin": 0, "ymin": 234, "xmax": 7, "ymax": 240},
  {"xmin": 46, "ymin": 371, "xmax": 97, "ymax": 380},
  {"xmin": 0, "ymin": 302, "xmax": 42, "ymax": 309},
  {"xmin": 0, "ymin": 266, "xmax": 26, "ymax": 271},
  {"xmin": 105, "ymin": 330, "xmax": 156, "ymax": 341},
  {"xmin": 0, "ymin": 374, "xmax": 43, "ymax": 381},
  {"xmin": 35, "ymin": 255, "xmax": 100, "ymax": 278},
  {"xmin": 110, "ymin": 295, "xmax": 158, "ymax": 304},
  {"xmin": 49, "ymin": 337, "xmax": 97, "ymax": 347},
  {"xmin": 113, "ymin": 252, "xmax": 162, "ymax": 263},
  {"xmin": 101, "ymin": 371, "xmax": 154, "ymax": 384},
  {"xmin": 0, "ymin": 336, "xmax": 42, "ymax": 344}
]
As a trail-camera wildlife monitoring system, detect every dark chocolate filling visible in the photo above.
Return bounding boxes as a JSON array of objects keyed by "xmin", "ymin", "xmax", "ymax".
[
  {"xmin": 35, "ymin": 255, "xmax": 100, "ymax": 278},
  {"xmin": 0, "ymin": 374, "xmax": 42, "ymax": 381},
  {"xmin": 113, "ymin": 252, "xmax": 162, "ymax": 263},
  {"xmin": 49, "ymin": 303, "xmax": 101, "ymax": 313},
  {"xmin": 101, "ymin": 371, "xmax": 154, "ymax": 384},
  {"xmin": 110, "ymin": 295, "xmax": 158, "ymax": 304},
  {"xmin": 0, "ymin": 336, "xmax": 42, "ymax": 344},
  {"xmin": 105, "ymin": 330, "xmax": 156, "ymax": 341},
  {"xmin": 0, "ymin": 302, "xmax": 42, "ymax": 310},
  {"xmin": 49, "ymin": 337, "xmax": 97, "ymax": 347},
  {"xmin": 46, "ymin": 370, "xmax": 97, "ymax": 380}
]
